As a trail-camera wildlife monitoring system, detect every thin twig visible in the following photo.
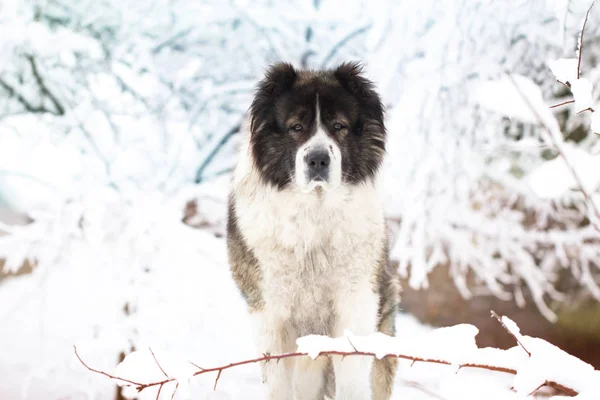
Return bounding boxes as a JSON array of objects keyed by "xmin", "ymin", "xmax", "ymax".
[
  {"xmin": 577, "ymin": 0, "xmax": 597, "ymax": 79},
  {"xmin": 73, "ymin": 345, "xmax": 146, "ymax": 387},
  {"xmin": 25, "ymin": 54, "xmax": 65, "ymax": 115},
  {"xmin": 549, "ymin": 99, "xmax": 575, "ymax": 109},
  {"xmin": 194, "ymin": 123, "xmax": 241, "ymax": 183},
  {"xmin": 149, "ymin": 347, "xmax": 169, "ymax": 379},
  {"xmin": 0, "ymin": 77, "xmax": 47, "ymax": 113},
  {"xmin": 213, "ymin": 370, "xmax": 222, "ymax": 391},
  {"xmin": 490, "ymin": 310, "xmax": 531, "ymax": 357},
  {"xmin": 170, "ymin": 382, "xmax": 178, "ymax": 400},
  {"xmin": 156, "ymin": 383, "xmax": 164, "ymax": 400},
  {"xmin": 188, "ymin": 361, "xmax": 205, "ymax": 371},
  {"xmin": 346, "ymin": 336, "xmax": 359, "ymax": 352}
]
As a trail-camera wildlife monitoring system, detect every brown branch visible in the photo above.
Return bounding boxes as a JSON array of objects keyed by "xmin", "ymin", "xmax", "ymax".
[
  {"xmin": 346, "ymin": 336, "xmax": 359, "ymax": 352},
  {"xmin": 74, "ymin": 346, "xmax": 577, "ymax": 397},
  {"xmin": 73, "ymin": 345, "xmax": 146, "ymax": 387},
  {"xmin": 170, "ymin": 383, "xmax": 178, "ymax": 400},
  {"xmin": 188, "ymin": 361, "xmax": 205, "ymax": 371},
  {"xmin": 577, "ymin": 0, "xmax": 597, "ymax": 79},
  {"xmin": 155, "ymin": 383, "xmax": 164, "ymax": 400},
  {"xmin": 549, "ymin": 99, "xmax": 575, "ymax": 109},
  {"xmin": 490, "ymin": 310, "xmax": 531, "ymax": 357},
  {"xmin": 213, "ymin": 370, "xmax": 222, "ymax": 391},
  {"xmin": 149, "ymin": 347, "xmax": 169, "ymax": 379}
]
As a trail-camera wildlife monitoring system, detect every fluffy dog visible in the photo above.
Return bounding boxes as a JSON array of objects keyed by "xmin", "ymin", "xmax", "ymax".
[{"xmin": 227, "ymin": 61, "xmax": 400, "ymax": 400}]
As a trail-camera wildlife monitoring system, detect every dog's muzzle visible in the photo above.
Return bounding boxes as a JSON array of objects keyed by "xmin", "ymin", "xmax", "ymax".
[{"xmin": 305, "ymin": 148, "xmax": 330, "ymax": 182}]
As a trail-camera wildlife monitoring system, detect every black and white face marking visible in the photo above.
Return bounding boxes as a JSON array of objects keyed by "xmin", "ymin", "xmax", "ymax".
[
  {"xmin": 295, "ymin": 97, "xmax": 343, "ymax": 192},
  {"xmin": 249, "ymin": 62, "xmax": 387, "ymax": 191}
]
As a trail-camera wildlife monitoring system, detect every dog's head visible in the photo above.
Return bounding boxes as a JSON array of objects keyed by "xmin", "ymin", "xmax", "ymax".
[{"xmin": 248, "ymin": 62, "xmax": 386, "ymax": 192}]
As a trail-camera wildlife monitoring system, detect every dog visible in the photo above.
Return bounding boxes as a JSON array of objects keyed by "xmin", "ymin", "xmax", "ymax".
[{"xmin": 227, "ymin": 61, "xmax": 400, "ymax": 400}]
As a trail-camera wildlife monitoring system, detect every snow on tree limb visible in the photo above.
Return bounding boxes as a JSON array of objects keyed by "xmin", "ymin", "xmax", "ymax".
[
  {"xmin": 74, "ymin": 313, "xmax": 600, "ymax": 398},
  {"xmin": 505, "ymin": 74, "xmax": 600, "ymax": 233},
  {"xmin": 548, "ymin": 58, "xmax": 578, "ymax": 87},
  {"xmin": 570, "ymin": 79, "xmax": 595, "ymax": 113},
  {"xmin": 474, "ymin": 74, "xmax": 551, "ymax": 126},
  {"xmin": 548, "ymin": 0, "xmax": 599, "ymax": 135}
]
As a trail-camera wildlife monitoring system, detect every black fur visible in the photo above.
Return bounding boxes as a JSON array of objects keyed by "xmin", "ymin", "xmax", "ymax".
[{"xmin": 249, "ymin": 61, "xmax": 386, "ymax": 189}]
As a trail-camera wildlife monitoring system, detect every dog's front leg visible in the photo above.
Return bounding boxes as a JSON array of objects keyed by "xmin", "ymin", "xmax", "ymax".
[
  {"xmin": 252, "ymin": 311, "xmax": 295, "ymax": 400},
  {"xmin": 332, "ymin": 281, "xmax": 378, "ymax": 400}
]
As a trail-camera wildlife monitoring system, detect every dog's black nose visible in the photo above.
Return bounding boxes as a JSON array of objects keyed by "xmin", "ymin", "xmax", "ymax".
[{"xmin": 305, "ymin": 149, "xmax": 330, "ymax": 181}]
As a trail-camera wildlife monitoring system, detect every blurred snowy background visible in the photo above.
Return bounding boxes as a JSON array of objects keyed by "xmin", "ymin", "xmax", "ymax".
[{"xmin": 1, "ymin": 0, "xmax": 600, "ymax": 399}]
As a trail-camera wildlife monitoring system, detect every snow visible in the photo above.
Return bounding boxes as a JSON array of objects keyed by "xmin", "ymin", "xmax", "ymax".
[
  {"xmin": 592, "ymin": 111, "xmax": 600, "ymax": 135},
  {"xmin": 113, "ymin": 348, "xmax": 197, "ymax": 398},
  {"xmin": 474, "ymin": 74, "xmax": 550, "ymax": 125},
  {"xmin": 548, "ymin": 58, "xmax": 579, "ymax": 85},
  {"xmin": 297, "ymin": 324, "xmax": 482, "ymax": 367},
  {"xmin": 500, "ymin": 316, "xmax": 600, "ymax": 397},
  {"xmin": 106, "ymin": 315, "xmax": 600, "ymax": 399},
  {"xmin": 570, "ymin": 78, "xmax": 594, "ymax": 113},
  {"xmin": 526, "ymin": 143, "xmax": 600, "ymax": 199}
]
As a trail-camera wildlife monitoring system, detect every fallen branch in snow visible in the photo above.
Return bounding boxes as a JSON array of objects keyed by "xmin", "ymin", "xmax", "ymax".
[
  {"xmin": 490, "ymin": 311, "xmax": 531, "ymax": 357},
  {"xmin": 74, "ymin": 313, "xmax": 600, "ymax": 398},
  {"xmin": 73, "ymin": 345, "xmax": 566, "ymax": 396}
]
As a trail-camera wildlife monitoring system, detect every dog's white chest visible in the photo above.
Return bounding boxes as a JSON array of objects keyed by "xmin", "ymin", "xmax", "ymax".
[{"xmin": 234, "ymin": 179, "xmax": 384, "ymax": 335}]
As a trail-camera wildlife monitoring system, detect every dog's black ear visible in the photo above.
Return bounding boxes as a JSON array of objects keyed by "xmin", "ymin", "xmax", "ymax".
[
  {"xmin": 334, "ymin": 61, "xmax": 384, "ymax": 121},
  {"xmin": 250, "ymin": 63, "xmax": 297, "ymax": 134},
  {"xmin": 334, "ymin": 61, "xmax": 368, "ymax": 95},
  {"xmin": 258, "ymin": 62, "xmax": 297, "ymax": 97}
]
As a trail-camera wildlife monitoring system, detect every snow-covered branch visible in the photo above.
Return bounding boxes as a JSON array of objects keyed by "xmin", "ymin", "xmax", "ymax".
[{"xmin": 74, "ymin": 313, "xmax": 600, "ymax": 398}]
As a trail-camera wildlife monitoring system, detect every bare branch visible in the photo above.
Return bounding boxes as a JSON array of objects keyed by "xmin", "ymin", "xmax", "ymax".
[
  {"xmin": 194, "ymin": 123, "xmax": 241, "ymax": 183},
  {"xmin": 213, "ymin": 370, "xmax": 222, "ymax": 391},
  {"xmin": 0, "ymin": 77, "xmax": 47, "ymax": 114},
  {"xmin": 577, "ymin": 0, "xmax": 597, "ymax": 79},
  {"xmin": 188, "ymin": 361, "xmax": 205, "ymax": 371},
  {"xmin": 149, "ymin": 347, "xmax": 169, "ymax": 379},
  {"xmin": 73, "ymin": 345, "xmax": 146, "ymax": 387},
  {"xmin": 170, "ymin": 383, "xmax": 178, "ymax": 400},
  {"xmin": 25, "ymin": 54, "xmax": 65, "ymax": 115},
  {"xmin": 346, "ymin": 336, "xmax": 359, "ymax": 353},
  {"xmin": 155, "ymin": 383, "xmax": 164, "ymax": 400},
  {"xmin": 549, "ymin": 99, "xmax": 575, "ymax": 109}
]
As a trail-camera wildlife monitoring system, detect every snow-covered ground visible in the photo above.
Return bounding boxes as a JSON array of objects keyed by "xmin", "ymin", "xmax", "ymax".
[{"xmin": 0, "ymin": 221, "xmax": 518, "ymax": 400}]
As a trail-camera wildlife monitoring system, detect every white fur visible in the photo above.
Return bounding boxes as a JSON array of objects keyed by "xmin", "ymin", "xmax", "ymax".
[
  {"xmin": 294, "ymin": 355, "xmax": 328, "ymax": 399},
  {"xmin": 294, "ymin": 98, "xmax": 343, "ymax": 191},
  {"xmin": 233, "ymin": 118, "xmax": 385, "ymax": 400}
]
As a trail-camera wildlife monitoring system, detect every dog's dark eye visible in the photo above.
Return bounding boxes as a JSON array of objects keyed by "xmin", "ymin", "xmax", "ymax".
[
  {"xmin": 290, "ymin": 124, "xmax": 303, "ymax": 132},
  {"xmin": 333, "ymin": 123, "xmax": 346, "ymax": 131}
]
